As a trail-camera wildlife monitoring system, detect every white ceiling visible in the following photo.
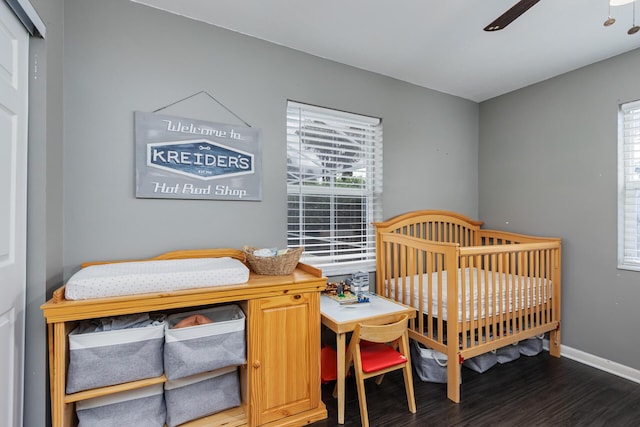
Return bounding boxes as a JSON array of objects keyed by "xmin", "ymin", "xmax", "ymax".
[{"xmin": 132, "ymin": 0, "xmax": 640, "ymax": 102}]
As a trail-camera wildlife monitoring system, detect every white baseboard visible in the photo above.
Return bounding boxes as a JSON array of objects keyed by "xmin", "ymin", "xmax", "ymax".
[{"xmin": 544, "ymin": 340, "xmax": 640, "ymax": 384}]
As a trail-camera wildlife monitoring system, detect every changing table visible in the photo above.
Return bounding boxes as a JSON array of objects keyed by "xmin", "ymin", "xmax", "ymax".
[{"xmin": 41, "ymin": 248, "xmax": 327, "ymax": 427}]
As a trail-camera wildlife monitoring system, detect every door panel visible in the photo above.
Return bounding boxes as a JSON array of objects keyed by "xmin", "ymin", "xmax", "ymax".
[
  {"xmin": 249, "ymin": 293, "xmax": 319, "ymax": 426},
  {"xmin": 0, "ymin": 2, "xmax": 28, "ymax": 427}
]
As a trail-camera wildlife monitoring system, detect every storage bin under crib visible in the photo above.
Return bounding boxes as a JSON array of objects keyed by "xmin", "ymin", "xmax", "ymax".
[
  {"xmin": 75, "ymin": 383, "xmax": 165, "ymax": 427},
  {"xmin": 164, "ymin": 304, "xmax": 246, "ymax": 380},
  {"xmin": 462, "ymin": 336, "xmax": 497, "ymax": 374},
  {"xmin": 411, "ymin": 340, "xmax": 461, "ymax": 384},
  {"xmin": 164, "ymin": 366, "xmax": 241, "ymax": 427},
  {"xmin": 519, "ymin": 335, "xmax": 544, "ymax": 356},
  {"xmin": 496, "ymin": 342, "xmax": 521, "ymax": 364},
  {"xmin": 66, "ymin": 314, "xmax": 165, "ymax": 394}
]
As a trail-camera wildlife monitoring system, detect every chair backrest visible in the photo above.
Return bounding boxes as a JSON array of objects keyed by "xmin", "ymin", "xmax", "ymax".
[{"xmin": 354, "ymin": 314, "xmax": 409, "ymax": 345}]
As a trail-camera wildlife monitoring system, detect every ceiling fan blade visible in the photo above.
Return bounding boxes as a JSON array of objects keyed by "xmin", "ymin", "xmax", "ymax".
[{"xmin": 484, "ymin": 0, "xmax": 541, "ymax": 31}]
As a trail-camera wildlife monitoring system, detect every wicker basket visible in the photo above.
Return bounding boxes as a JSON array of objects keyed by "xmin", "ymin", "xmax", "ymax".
[{"xmin": 242, "ymin": 246, "xmax": 304, "ymax": 275}]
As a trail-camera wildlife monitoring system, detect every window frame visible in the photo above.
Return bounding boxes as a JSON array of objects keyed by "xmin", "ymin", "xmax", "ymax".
[
  {"xmin": 286, "ymin": 101, "xmax": 383, "ymax": 276},
  {"xmin": 617, "ymin": 99, "xmax": 640, "ymax": 271}
]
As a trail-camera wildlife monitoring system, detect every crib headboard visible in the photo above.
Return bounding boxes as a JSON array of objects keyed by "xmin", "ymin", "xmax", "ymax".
[{"xmin": 373, "ymin": 210, "xmax": 483, "ymax": 248}]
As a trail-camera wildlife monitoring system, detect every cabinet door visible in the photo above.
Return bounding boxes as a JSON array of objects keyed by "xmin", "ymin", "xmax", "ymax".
[{"xmin": 248, "ymin": 292, "xmax": 320, "ymax": 426}]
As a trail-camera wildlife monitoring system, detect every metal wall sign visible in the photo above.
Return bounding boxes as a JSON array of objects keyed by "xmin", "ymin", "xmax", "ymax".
[{"xmin": 135, "ymin": 111, "xmax": 262, "ymax": 200}]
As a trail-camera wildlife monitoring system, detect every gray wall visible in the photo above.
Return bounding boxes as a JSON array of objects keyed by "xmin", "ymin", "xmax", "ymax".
[
  {"xmin": 26, "ymin": 0, "xmax": 64, "ymax": 426},
  {"xmin": 61, "ymin": 0, "xmax": 478, "ymax": 275},
  {"xmin": 479, "ymin": 48, "xmax": 640, "ymax": 370}
]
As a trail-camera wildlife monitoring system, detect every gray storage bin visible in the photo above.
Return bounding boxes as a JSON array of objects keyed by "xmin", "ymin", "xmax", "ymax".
[
  {"xmin": 463, "ymin": 350, "xmax": 497, "ymax": 374},
  {"xmin": 67, "ymin": 317, "xmax": 165, "ymax": 393},
  {"xmin": 462, "ymin": 337, "xmax": 497, "ymax": 374},
  {"xmin": 411, "ymin": 340, "xmax": 461, "ymax": 384},
  {"xmin": 164, "ymin": 304, "xmax": 246, "ymax": 380},
  {"xmin": 164, "ymin": 366, "xmax": 241, "ymax": 427},
  {"xmin": 75, "ymin": 383, "xmax": 165, "ymax": 427},
  {"xmin": 496, "ymin": 342, "xmax": 521, "ymax": 364},
  {"xmin": 519, "ymin": 334, "xmax": 544, "ymax": 356}
]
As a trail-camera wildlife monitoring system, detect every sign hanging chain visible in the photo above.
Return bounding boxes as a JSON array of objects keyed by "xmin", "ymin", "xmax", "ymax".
[{"xmin": 153, "ymin": 90, "xmax": 252, "ymax": 127}]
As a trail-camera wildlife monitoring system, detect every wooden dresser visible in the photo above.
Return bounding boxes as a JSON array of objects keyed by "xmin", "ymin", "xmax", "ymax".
[{"xmin": 41, "ymin": 248, "xmax": 328, "ymax": 427}]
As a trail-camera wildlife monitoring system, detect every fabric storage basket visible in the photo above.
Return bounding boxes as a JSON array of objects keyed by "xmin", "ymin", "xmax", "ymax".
[
  {"xmin": 164, "ymin": 366, "xmax": 241, "ymax": 427},
  {"xmin": 164, "ymin": 304, "xmax": 246, "ymax": 380},
  {"xmin": 411, "ymin": 340, "xmax": 461, "ymax": 384},
  {"xmin": 462, "ymin": 337, "xmax": 497, "ymax": 374},
  {"xmin": 66, "ymin": 315, "xmax": 165, "ymax": 393},
  {"xmin": 463, "ymin": 350, "xmax": 497, "ymax": 374},
  {"xmin": 496, "ymin": 342, "xmax": 521, "ymax": 364},
  {"xmin": 519, "ymin": 334, "xmax": 544, "ymax": 356},
  {"xmin": 75, "ymin": 383, "xmax": 165, "ymax": 427}
]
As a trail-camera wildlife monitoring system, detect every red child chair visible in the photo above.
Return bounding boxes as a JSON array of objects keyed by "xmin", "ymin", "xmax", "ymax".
[{"xmin": 344, "ymin": 314, "xmax": 416, "ymax": 427}]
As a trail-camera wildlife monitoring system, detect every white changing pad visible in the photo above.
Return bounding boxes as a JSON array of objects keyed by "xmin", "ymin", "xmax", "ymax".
[{"xmin": 65, "ymin": 257, "xmax": 250, "ymax": 300}]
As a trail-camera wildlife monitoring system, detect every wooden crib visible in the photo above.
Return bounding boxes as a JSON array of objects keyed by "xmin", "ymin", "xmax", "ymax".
[{"xmin": 374, "ymin": 210, "xmax": 562, "ymax": 403}]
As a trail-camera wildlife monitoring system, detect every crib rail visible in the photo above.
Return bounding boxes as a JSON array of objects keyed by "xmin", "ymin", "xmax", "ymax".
[{"xmin": 480, "ymin": 229, "xmax": 561, "ymax": 246}]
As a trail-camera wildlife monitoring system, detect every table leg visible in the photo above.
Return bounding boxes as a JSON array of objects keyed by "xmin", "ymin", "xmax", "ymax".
[{"xmin": 336, "ymin": 332, "xmax": 346, "ymax": 424}]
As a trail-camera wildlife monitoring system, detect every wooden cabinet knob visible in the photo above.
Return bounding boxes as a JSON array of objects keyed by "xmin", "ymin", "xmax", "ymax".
[{"xmin": 253, "ymin": 361, "xmax": 261, "ymax": 369}]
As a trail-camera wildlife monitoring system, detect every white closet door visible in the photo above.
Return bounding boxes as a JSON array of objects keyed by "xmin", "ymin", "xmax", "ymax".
[{"xmin": 0, "ymin": 2, "xmax": 28, "ymax": 426}]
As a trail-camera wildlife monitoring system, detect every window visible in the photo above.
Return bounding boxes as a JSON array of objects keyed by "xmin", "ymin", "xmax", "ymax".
[
  {"xmin": 286, "ymin": 101, "xmax": 383, "ymax": 275},
  {"xmin": 618, "ymin": 99, "xmax": 640, "ymax": 271}
]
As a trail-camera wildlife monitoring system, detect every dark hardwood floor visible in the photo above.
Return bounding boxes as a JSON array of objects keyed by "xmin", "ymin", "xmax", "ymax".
[{"xmin": 311, "ymin": 352, "xmax": 640, "ymax": 426}]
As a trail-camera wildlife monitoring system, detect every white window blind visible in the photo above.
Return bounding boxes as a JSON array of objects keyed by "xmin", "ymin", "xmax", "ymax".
[
  {"xmin": 286, "ymin": 101, "xmax": 383, "ymax": 275},
  {"xmin": 618, "ymin": 99, "xmax": 640, "ymax": 271}
]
